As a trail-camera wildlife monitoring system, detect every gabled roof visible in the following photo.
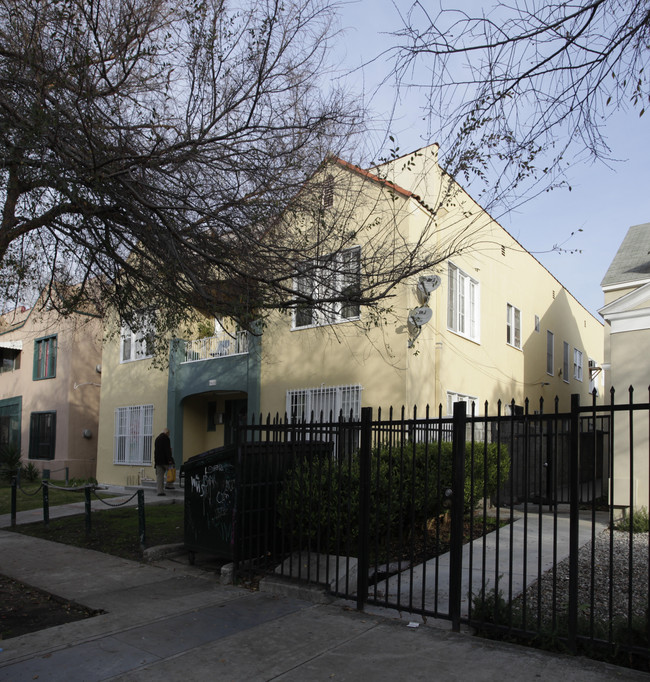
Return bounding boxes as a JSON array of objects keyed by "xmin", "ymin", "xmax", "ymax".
[
  {"xmin": 601, "ymin": 222, "xmax": 650, "ymax": 288},
  {"xmin": 331, "ymin": 157, "xmax": 422, "ymax": 203}
]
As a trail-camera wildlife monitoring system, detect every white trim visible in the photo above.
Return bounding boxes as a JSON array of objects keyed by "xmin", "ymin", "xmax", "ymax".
[
  {"xmin": 447, "ymin": 262, "xmax": 480, "ymax": 343},
  {"xmin": 506, "ymin": 303, "xmax": 521, "ymax": 349},
  {"xmin": 599, "ymin": 281, "xmax": 650, "ymax": 317},
  {"xmin": 601, "ymin": 278, "xmax": 650, "ymax": 293},
  {"xmin": 573, "ymin": 348, "xmax": 583, "ymax": 382},
  {"xmin": 606, "ymin": 309, "xmax": 650, "ymax": 334},
  {"xmin": 0, "ymin": 340, "xmax": 22, "ymax": 350}
]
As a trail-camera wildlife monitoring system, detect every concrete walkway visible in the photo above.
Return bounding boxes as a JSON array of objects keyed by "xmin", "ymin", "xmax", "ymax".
[
  {"xmin": 0, "ymin": 494, "xmax": 646, "ymax": 680},
  {"xmin": 376, "ymin": 509, "xmax": 609, "ymax": 616}
]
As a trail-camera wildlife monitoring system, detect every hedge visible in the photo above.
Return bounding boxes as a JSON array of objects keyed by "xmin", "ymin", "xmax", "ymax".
[{"xmin": 276, "ymin": 439, "xmax": 510, "ymax": 552}]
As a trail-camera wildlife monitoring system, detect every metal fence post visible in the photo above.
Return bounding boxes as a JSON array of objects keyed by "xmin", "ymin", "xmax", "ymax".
[
  {"xmin": 85, "ymin": 485, "xmax": 92, "ymax": 534},
  {"xmin": 450, "ymin": 400, "xmax": 467, "ymax": 632},
  {"xmin": 356, "ymin": 406, "xmax": 372, "ymax": 611},
  {"xmin": 137, "ymin": 489, "xmax": 146, "ymax": 549},
  {"xmin": 10, "ymin": 476, "xmax": 16, "ymax": 527},
  {"xmin": 233, "ymin": 417, "xmax": 242, "ymax": 581},
  {"xmin": 568, "ymin": 393, "xmax": 580, "ymax": 653},
  {"xmin": 42, "ymin": 482, "xmax": 49, "ymax": 527}
]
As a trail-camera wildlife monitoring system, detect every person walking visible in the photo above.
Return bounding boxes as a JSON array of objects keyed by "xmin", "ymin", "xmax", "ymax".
[{"xmin": 154, "ymin": 428, "xmax": 174, "ymax": 496}]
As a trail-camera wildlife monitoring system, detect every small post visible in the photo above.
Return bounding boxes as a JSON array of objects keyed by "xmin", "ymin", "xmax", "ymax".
[
  {"xmin": 84, "ymin": 485, "xmax": 92, "ymax": 535},
  {"xmin": 568, "ymin": 393, "xmax": 580, "ymax": 653},
  {"xmin": 43, "ymin": 468, "xmax": 50, "ymax": 481},
  {"xmin": 65, "ymin": 467, "xmax": 69, "ymax": 485},
  {"xmin": 450, "ymin": 400, "xmax": 467, "ymax": 633},
  {"xmin": 137, "ymin": 489, "xmax": 146, "ymax": 549},
  {"xmin": 42, "ymin": 483, "xmax": 49, "ymax": 527},
  {"xmin": 10, "ymin": 476, "xmax": 17, "ymax": 528},
  {"xmin": 356, "ymin": 406, "xmax": 372, "ymax": 611}
]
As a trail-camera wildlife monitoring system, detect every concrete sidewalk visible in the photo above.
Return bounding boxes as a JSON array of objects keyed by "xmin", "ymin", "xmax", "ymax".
[{"xmin": 0, "ymin": 499, "xmax": 647, "ymax": 681}]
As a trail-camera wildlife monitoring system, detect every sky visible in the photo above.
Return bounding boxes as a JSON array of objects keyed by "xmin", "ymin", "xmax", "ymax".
[{"xmin": 333, "ymin": 1, "xmax": 650, "ymax": 320}]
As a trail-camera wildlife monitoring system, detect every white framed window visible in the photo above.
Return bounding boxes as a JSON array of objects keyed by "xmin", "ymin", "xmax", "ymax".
[
  {"xmin": 293, "ymin": 247, "xmax": 361, "ymax": 329},
  {"xmin": 287, "ymin": 384, "xmax": 362, "ymax": 421},
  {"xmin": 446, "ymin": 391, "xmax": 479, "ymax": 416},
  {"xmin": 546, "ymin": 331, "xmax": 554, "ymax": 375},
  {"xmin": 114, "ymin": 405, "xmax": 153, "ymax": 465},
  {"xmin": 120, "ymin": 314, "xmax": 154, "ymax": 362},
  {"xmin": 506, "ymin": 304, "xmax": 521, "ymax": 349},
  {"xmin": 563, "ymin": 341, "xmax": 570, "ymax": 383},
  {"xmin": 573, "ymin": 348, "xmax": 583, "ymax": 381},
  {"xmin": 447, "ymin": 262, "xmax": 479, "ymax": 342}
]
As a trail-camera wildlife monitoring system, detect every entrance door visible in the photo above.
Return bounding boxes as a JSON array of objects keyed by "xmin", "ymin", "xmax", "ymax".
[{"xmin": 224, "ymin": 399, "xmax": 248, "ymax": 446}]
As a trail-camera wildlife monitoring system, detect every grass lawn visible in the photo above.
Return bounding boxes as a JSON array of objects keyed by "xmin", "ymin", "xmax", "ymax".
[
  {"xmin": 0, "ymin": 480, "xmax": 118, "ymax": 516},
  {"xmin": 9, "ymin": 501, "xmax": 185, "ymax": 561}
]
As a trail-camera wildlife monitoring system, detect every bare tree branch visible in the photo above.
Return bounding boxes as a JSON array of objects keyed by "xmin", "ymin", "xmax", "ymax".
[{"xmin": 386, "ymin": 0, "xmax": 650, "ymax": 211}]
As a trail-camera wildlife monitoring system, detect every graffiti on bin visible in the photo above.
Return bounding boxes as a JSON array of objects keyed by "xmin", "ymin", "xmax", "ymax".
[{"xmin": 189, "ymin": 462, "xmax": 236, "ymax": 540}]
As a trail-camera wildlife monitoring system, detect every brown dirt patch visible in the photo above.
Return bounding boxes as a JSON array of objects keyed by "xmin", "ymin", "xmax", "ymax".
[{"xmin": 0, "ymin": 574, "xmax": 100, "ymax": 640}]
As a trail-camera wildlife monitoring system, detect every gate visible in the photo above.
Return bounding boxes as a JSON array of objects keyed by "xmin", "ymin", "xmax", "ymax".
[{"xmin": 234, "ymin": 392, "xmax": 650, "ymax": 663}]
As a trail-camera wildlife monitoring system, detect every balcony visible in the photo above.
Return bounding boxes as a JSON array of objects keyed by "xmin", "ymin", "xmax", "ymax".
[{"xmin": 182, "ymin": 331, "xmax": 249, "ymax": 363}]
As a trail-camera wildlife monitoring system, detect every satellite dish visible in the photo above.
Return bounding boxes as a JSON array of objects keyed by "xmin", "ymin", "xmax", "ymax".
[
  {"xmin": 415, "ymin": 275, "xmax": 441, "ymax": 305},
  {"xmin": 408, "ymin": 306, "xmax": 433, "ymax": 327}
]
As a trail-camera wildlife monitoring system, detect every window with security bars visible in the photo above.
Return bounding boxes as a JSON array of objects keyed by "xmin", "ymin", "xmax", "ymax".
[
  {"xmin": 29, "ymin": 412, "xmax": 56, "ymax": 460},
  {"xmin": 114, "ymin": 405, "xmax": 153, "ymax": 465},
  {"xmin": 446, "ymin": 391, "xmax": 478, "ymax": 416},
  {"xmin": 287, "ymin": 384, "xmax": 362, "ymax": 422}
]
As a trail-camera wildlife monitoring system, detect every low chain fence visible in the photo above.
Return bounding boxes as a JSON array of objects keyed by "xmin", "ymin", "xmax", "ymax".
[{"xmin": 8, "ymin": 478, "xmax": 147, "ymax": 548}]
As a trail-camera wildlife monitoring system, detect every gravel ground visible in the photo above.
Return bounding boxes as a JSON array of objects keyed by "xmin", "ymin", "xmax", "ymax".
[{"xmin": 522, "ymin": 529, "xmax": 650, "ymax": 625}]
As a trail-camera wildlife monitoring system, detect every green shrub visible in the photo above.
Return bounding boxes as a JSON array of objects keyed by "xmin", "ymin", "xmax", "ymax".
[
  {"xmin": 0, "ymin": 444, "xmax": 22, "ymax": 482},
  {"xmin": 276, "ymin": 439, "xmax": 510, "ymax": 552},
  {"xmin": 615, "ymin": 506, "xmax": 650, "ymax": 533},
  {"xmin": 21, "ymin": 462, "xmax": 40, "ymax": 482},
  {"xmin": 67, "ymin": 477, "xmax": 98, "ymax": 488}
]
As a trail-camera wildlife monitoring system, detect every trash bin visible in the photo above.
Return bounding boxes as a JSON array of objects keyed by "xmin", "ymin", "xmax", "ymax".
[
  {"xmin": 181, "ymin": 445, "xmax": 237, "ymax": 564},
  {"xmin": 181, "ymin": 440, "xmax": 334, "ymax": 565}
]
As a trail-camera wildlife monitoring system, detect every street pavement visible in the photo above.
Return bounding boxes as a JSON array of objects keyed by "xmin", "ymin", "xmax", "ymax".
[{"xmin": 0, "ymin": 488, "xmax": 648, "ymax": 681}]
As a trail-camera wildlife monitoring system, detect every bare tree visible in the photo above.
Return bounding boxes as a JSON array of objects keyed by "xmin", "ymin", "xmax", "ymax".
[
  {"xmin": 0, "ymin": 0, "xmax": 371, "ymax": 335},
  {"xmin": 387, "ymin": 0, "xmax": 650, "ymax": 210}
]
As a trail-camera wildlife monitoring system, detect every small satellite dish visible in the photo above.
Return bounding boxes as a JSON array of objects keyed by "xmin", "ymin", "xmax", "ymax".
[
  {"xmin": 408, "ymin": 306, "xmax": 433, "ymax": 327},
  {"xmin": 415, "ymin": 275, "xmax": 441, "ymax": 305}
]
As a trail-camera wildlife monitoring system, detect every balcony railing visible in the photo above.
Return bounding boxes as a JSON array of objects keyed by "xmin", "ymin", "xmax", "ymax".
[{"xmin": 182, "ymin": 331, "xmax": 249, "ymax": 363}]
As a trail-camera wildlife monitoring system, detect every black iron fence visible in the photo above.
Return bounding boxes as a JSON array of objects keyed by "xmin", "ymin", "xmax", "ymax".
[{"xmin": 233, "ymin": 390, "xmax": 650, "ymax": 665}]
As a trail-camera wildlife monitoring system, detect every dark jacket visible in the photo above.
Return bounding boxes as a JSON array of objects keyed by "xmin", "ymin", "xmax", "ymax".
[{"xmin": 154, "ymin": 432, "xmax": 173, "ymax": 467}]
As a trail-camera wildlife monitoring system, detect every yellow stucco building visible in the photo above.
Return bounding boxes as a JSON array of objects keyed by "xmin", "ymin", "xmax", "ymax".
[{"xmin": 95, "ymin": 145, "xmax": 604, "ymax": 487}]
